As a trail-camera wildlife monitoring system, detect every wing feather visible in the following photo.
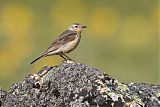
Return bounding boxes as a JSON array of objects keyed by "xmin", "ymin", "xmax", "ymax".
[{"xmin": 43, "ymin": 30, "xmax": 77, "ymax": 55}]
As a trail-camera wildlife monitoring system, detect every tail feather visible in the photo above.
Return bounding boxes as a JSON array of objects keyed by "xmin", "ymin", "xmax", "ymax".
[{"xmin": 30, "ymin": 55, "xmax": 44, "ymax": 64}]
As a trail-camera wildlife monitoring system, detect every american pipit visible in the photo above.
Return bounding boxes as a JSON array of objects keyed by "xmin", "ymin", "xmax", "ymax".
[{"xmin": 31, "ymin": 23, "xmax": 86, "ymax": 64}]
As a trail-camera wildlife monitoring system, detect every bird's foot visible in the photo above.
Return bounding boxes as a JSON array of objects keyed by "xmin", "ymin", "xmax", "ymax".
[{"xmin": 63, "ymin": 59, "xmax": 75, "ymax": 63}]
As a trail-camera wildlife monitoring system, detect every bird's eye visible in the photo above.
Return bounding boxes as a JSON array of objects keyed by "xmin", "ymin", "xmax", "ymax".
[{"xmin": 75, "ymin": 25, "xmax": 78, "ymax": 28}]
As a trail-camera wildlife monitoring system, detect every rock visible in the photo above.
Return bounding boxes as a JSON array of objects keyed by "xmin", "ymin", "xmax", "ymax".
[
  {"xmin": 0, "ymin": 62, "xmax": 159, "ymax": 107},
  {"xmin": 0, "ymin": 87, "xmax": 7, "ymax": 107}
]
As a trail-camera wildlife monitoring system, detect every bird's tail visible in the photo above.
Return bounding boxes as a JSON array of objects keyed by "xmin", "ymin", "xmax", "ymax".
[{"xmin": 30, "ymin": 55, "xmax": 44, "ymax": 64}]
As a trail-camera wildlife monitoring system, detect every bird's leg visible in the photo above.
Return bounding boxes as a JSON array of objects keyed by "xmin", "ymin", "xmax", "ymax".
[
  {"xmin": 59, "ymin": 53, "xmax": 67, "ymax": 61},
  {"xmin": 62, "ymin": 53, "xmax": 73, "ymax": 61}
]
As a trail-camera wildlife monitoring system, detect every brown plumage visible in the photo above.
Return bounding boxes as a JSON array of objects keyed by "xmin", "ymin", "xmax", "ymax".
[{"xmin": 31, "ymin": 23, "xmax": 86, "ymax": 64}]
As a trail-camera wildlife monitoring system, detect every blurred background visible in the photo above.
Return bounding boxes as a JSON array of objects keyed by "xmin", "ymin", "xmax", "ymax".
[{"xmin": 0, "ymin": 0, "xmax": 159, "ymax": 90}]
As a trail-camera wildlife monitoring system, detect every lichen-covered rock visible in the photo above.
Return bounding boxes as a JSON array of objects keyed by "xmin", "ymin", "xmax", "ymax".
[
  {"xmin": 127, "ymin": 83, "xmax": 160, "ymax": 107},
  {"xmin": 0, "ymin": 87, "xmax": 7, "ymax": 107},
  {"xmin": 0, "ymin": 62, "xmax": 160, "ymax": 107}
]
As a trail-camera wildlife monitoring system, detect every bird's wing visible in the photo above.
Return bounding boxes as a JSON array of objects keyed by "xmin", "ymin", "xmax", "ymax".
[{"xmin": 43, "ymin": 30, "xmax": 77, "ymax": 55}]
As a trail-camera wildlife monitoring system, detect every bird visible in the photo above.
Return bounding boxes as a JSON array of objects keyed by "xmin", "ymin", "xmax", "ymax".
[{"xmin": 30, "ymin": 23, "xmax": 87, "ymax": 64}]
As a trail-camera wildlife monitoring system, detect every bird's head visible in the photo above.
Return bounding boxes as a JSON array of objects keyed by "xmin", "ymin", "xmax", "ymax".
[{"xmin": 68, "ymin": 23, "xmax": 87, "ymax": 33}]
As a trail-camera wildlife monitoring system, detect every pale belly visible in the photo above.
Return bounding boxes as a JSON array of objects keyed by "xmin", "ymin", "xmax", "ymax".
[{"xmin": 61, "ymin": 37, "xmax": 80, "ymax": 53}]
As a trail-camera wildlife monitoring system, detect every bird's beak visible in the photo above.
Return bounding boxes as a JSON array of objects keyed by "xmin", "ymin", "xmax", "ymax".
[{"xmin": 82, "ymin": 25, "xmax": 87, "ymax": 28}]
